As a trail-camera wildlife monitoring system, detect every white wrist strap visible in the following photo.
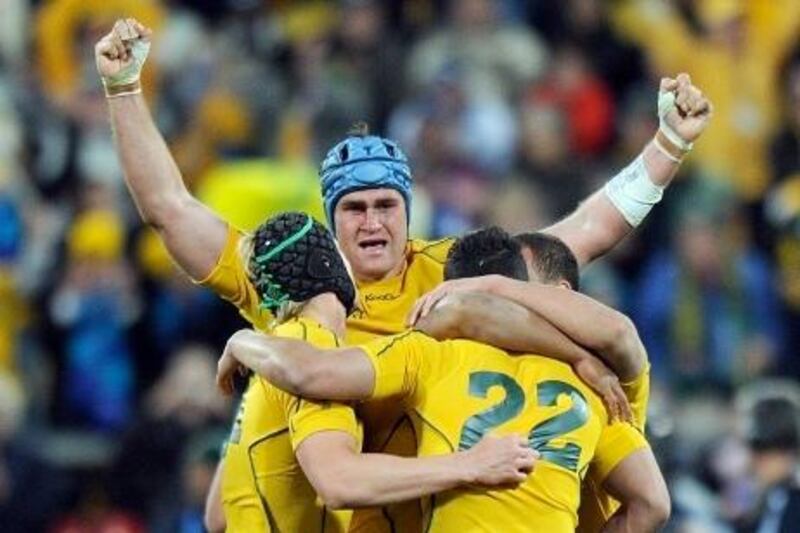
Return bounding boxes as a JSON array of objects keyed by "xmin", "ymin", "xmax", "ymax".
[
  {"xmin": 603, "ymin": 155, "xmax": 665, "ymax": 227},
  {"xmin": 652, "ymin": 135, "xmax": 683, "ymax": 163},
  {"xmin": 658, "ymin": 90, "xmax": 693, "ymax": 152},
  {"xmin": 102, "ymin": 39, "xmax": 151, "ymax": 92}
]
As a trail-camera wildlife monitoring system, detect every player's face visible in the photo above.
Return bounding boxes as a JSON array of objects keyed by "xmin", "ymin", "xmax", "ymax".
[{"xmin": 334, "ymin": 188, "xmax": 408, "ymax": 282}]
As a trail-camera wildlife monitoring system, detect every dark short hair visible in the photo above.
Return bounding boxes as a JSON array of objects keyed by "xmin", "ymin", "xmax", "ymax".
[
  {"xmin": 515, "ymin": 232, "xmax": 579, "ymax": 291},
  {"xmin": 746, "ymin": 397, "xmax": 800, "ymax": 453},
  {"xmin": 445, "ymin": 227, "xmax": 528, "ymax": 282}
]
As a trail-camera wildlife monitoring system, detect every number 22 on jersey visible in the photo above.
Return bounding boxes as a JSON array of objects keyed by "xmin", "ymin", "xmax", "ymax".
[{"xmin": 458, "ymin": 371, "xmax": 589, "ymax": 472}]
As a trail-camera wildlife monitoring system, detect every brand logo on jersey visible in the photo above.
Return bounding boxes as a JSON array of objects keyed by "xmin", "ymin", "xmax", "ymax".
[{"xmin": 365, "ymin": 293, "xmax": 400, "ymax": 302}]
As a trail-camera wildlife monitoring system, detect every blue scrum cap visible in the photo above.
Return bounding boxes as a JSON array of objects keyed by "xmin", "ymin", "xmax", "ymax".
[{"xmin": 319, "ymin": 124, "xmax": 412, "ymax": 232}]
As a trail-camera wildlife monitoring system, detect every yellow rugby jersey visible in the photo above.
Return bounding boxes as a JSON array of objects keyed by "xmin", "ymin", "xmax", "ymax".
[
  {"xmin": 198, "ymin": 225, "xmax": 453, "ymax": 340},
  {"xmin": 360, "ymin": 331, "xmax": 647, "ymax": 533},
  {"xmin": 221, "ymin": 317, "xmax": 360, "ymax": 533},
  {"xmin": 577, "ymin": 364, "xmax": 651, "ymax": 533},
  {"xmin": 202, "ymin": 225, "xmax": 453, "ymax": 533}
]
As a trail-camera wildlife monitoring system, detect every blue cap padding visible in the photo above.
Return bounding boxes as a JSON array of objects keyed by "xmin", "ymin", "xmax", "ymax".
[{"xmin": 319, "ymin": 135, "xmax": 412, "ymax": 232}]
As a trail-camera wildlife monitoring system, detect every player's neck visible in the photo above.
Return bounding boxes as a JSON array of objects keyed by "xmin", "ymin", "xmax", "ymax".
[{"xmin": 301, "ymin": 293, "xmax": 347, "ymax": 339}]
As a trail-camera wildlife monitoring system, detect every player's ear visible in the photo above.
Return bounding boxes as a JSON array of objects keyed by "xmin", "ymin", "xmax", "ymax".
[{"xmin": 557, "ymin": 280, "xmax": 572, "ymax": 290}]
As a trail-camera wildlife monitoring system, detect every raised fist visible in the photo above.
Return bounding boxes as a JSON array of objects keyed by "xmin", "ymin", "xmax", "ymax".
[
  {"xmin": 95, "ymin": 18, "xmax": 152, "ymax": 95},
  {"xmin": 658, "ymin": 73, "xmax": 713, "ymax": 148}
]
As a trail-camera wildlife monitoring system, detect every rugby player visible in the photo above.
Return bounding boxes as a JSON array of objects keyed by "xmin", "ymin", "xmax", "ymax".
[
  {"xmin": 405, "ymin": 232, "xmax": 662, "ymax": 531},
  {"xmin": 217, "ymin": 227, "xmax": 668, "ymax": 532},
  {"xmin": 213, "ymin": 212, "xmax": 537, "ymax": 532},
  {"xmin": 96, "ymin": 17, "xmax": 710, "ymax": 531}
]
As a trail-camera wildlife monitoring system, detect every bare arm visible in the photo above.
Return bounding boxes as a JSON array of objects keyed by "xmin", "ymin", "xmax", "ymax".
[
  {"xmin": 216, "ymin": 330, "xmax": 376, "ymax": 401},
  {"xmin": 108, "ymin": 95, "xmax": 227, "ymax": 279},
  {"xmin": 545, "ymin": 74, "xmax": 712, "ymax": 267},
  {"xmin": 296, "ymin": 431, "xmax": 534, "ymax": 510},
  {"xmin": 483, "ymin": 277, "xmax": 646, "ymax": 382},
  {"xmin": 203, "ymin": 460, "xmax": 225, "ymax": 533},
  {"xmin": 417, "ymin": 291, "xmax": 632, "ymax": 421},
  {"xmin": 417, "ymin": 292, "xmax": 595, "ymax": 365},
  {"xmin": 600, "ymin": 447, "xmax": 671, "ymax": 533},
  {"xmin": 410, "ymin": 276, "xmax": 646, "ymax": 382},
  {"xmin": 543, "ymin": 141, "xmax": 676, "ymax": 267},
  {"xmin": 97, "ymin": 19, "xmax": 227, "ymax": 280}
]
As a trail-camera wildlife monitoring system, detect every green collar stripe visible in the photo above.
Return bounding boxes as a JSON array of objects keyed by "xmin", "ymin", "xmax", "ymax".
[{"xmin": 255, "ymin": 215, "xmax": 314, "ymax": 265}]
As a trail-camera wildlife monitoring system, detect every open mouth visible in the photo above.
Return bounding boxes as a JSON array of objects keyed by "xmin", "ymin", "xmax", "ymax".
[{"xmin": 358, "ymin": 239, "xmax": 388, "ymax": 251}]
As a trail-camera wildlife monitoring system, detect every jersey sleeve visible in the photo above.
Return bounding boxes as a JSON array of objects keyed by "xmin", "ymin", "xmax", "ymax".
[
  {"xmin": 258, "ymin": 376, "xmax": 361, "ymax": 451},
  {"xmin": 591, "ymin": 421, "xmax": 649, "ymax": 483},
  {"xmin": 195, "ymin": 224, "xmax": 272, "ymax": 330},
  {"xmin": 359, "ymin": 330, "xmax": 440, "ymax": 403},
  {"xmin": 289, "ymin": 399, "xmax": 362, "ymax": 451}
]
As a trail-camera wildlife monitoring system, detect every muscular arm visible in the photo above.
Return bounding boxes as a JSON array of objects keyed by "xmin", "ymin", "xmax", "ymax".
[
  {"xmin": 544, "ymin": 140, "xmax": 678, "ymax": 267},
  {"xmin": 296, "ymin": 431, "xmax": 531, "ymax": 510},
  {"xmin": 600, "ymin": 447, "xmax": 671, "ymax": 533},
  {"xmin": 416, "ymin": 292, "xmax": 595, "ymax": 365},
  {"xmin": 415, "ymin": 291, "xmax": 632, "ymax": 421},
  {"xmin": 218, "ymin": 330, "xmax": 375, "ymax": 400},
  {"xmin": 109, "ymin": 94, "xmax": 227, "ymax": 280},
  {"xmin": 545, "ymin": 74, "xmax": 712, "ymax": 267},
  {"xmin": 481, "ymin": 277, "xmax": 646, "ymax": 382}
]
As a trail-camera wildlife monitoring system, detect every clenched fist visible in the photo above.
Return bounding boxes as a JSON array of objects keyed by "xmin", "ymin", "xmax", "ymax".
[
  {"xmin": 95, "ymin": 18, "xmax": 152, "ymax": 97},
  {"xmin": 657, "ymin": 73, "xmax": 713, "ymax": 155}
]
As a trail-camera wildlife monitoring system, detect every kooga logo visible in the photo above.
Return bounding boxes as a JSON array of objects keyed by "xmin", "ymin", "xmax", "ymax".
[{"xmin": 365, "ymin": 293, "xmax": 400, "ymax": 302}]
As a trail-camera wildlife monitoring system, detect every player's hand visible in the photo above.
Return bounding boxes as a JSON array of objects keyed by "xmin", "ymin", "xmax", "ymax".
[
  {"xmin": 463, "ymin": 434, "xmax": 538, "ymax": 487},
  {"xmin": 95, "ymin": 18, "xmax": 152, "ymax": 89},
  {"xmin": 407, "ymin": 275, "xmax": 502, "ymax": 326},
  {"xmin": 217, "ymin": 330, "xmax": 250, "ymax": 395},
  {"xmin": 573, "ymin": 357, "xmax": 633, "ymax": 423},
  {"xmin": 659, "ymin": 73, "xmax": 713, "ymax": 146}
]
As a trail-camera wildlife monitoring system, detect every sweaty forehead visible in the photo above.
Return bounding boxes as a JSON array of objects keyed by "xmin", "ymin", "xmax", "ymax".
[{"xmin": 337, "ymin": 188, "xmax": 403, "ymax": 206}]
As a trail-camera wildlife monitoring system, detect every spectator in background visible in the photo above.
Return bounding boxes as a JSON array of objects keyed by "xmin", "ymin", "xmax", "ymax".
[
  {"xmin": 736, "ymin": 391, "xmax": 800, "ymax": 532},
  {"xmin": 407, "ymin": 0, "xmax": 547, "ymax": 103},
  {"xmin": 750, "ymin": 47, "xmax": 800, "ymax": 257},
  {"xmin": 130, "ymin": 229, "xmax": 228, "ymax": 391},
  {"xmin": 0, "ymin": 373, "xmax": 67, "ymax": 533},
  {"xmin": 389, "ymin": 65, "xmax": 516, "ymax": 236},
  {"xmin": 516, "ymin": 43, "xmax": 614, "ymax": 217},
  {"xmin": 328, "ymin": 0, "xmax": 405, "ymax": 133},
  {"xmin": 768, "ymin": 50, "xmax": 800, "ymax": 187},
  {"xmin": 48, "ymin": 207, "xmax": 139, "ymax": 432},
  {"xmin": 153, "ymin": 431, "xmax": 225, "ymax": 533},
  {"xmin": 764, "ymin": 175, "xmax": 800, "ymax": 375},
  {"xmin": 528, "ymin": 0, "xmax": 646, "ymax": 103},
  {"xmin": 109, "ymin": 345, "xmax": 229, "ymax": 531},
  {"xmin": 0, "ymin": 196, "xmax": 26, "ymax": 380},
  {"xmin": 390, "ymin": 64, "xmax": 517, "ymax": 176},
  {"xmin": 515, "ymin": 92, "xmax": 577, "ymax": 218},
  {"xmin": 35, "ymin": 0, "xmax": 165, "ymax": 198},
  {"xmin": 635, "ymin": 180, "xmax": 782, "ymax": 387},
  {"xmin": 611, "ymin": 0, "xmax": 800, "ymax": 200},
  {"xmin": 35, "ymin": 0, "xmax": 164, "ymax": 109}
]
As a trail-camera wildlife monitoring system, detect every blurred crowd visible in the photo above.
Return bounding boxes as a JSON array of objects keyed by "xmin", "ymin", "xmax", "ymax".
[{"xmin": 2, "ymin": 0, "xmax": 800, "ymax": 531}]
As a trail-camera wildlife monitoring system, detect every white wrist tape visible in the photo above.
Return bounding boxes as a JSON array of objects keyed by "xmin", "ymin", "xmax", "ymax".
[
  {"xmin": 603, "ymin": 155, "xmax": 665, "ymax": 227},
  {"xmin": 658, "ymin": 90, "xmax": 693, "ymax": 152},
  {"xmin": 102, "ymin": 38, "xmax": 151, "ymax": 89}
]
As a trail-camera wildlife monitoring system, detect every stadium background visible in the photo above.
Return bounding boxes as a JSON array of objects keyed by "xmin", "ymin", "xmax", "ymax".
[{"xmin": 1, "ymin": 0, "xmax": 800, "ymax": 531}]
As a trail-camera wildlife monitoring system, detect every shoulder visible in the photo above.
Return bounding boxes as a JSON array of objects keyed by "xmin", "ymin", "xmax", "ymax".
[
  {"xmin": 363, "ymin": 329, "xmax": 440, "ymax": 360},
  {"xmin": 407, "ymin": 237, "xmax": 455, "ymax": 265},
  {"xmin": 273, "ymin": 319, "xmax": 308, "ymax": 341}
]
